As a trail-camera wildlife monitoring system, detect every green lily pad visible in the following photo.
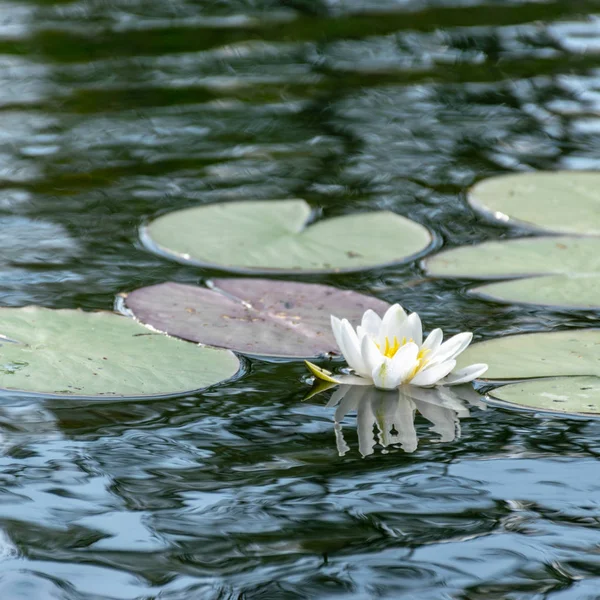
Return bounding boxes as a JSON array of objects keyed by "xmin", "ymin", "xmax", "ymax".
[
  {"xmin": 424, "ymin": 236, "xmax": 600, "ymax": 308},
  {"xmin": 488, "ymin": 377, "xmax": 600, "ymax": 416},
  {"xmin": 474, "ymin": 274, "xmax": 600, "ymax": 310},
  {"xmin": 141, "ymin": 199, "xmax": 431, "ymax": 273},
  {"xmin": 425, "ymin": 236, "xmax": 600, "ymax": 280},
  {"xmin": 469, "ymin": 171, "xmax": 600, "ymax": 235},
  {"xmin": 457, "ymin": 330, "xmax": 600, "ymax": 380},
  {"xmin": 123, "ymin": 279, "xmax": 389, "ymax": 359},
  {"xmin": 0, "ymin": 307, "xmax": 240, "ymax": 398}
]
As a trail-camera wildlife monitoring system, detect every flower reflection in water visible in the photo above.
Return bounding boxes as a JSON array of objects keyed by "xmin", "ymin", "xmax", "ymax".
[{"xmin": 326, "ymin": 385, "xmax": 486, "ymax": 457}]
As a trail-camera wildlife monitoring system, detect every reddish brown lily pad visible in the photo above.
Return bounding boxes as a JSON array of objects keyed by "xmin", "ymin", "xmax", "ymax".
[{"xmin": 123, "ymin": 279, "xmax": 389, "ymax": 359}]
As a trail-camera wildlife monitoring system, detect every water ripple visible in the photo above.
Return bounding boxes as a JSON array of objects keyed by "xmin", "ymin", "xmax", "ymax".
[{"xmin": 0, "ymin": 0, "xmax": 599, "ymax": 597}]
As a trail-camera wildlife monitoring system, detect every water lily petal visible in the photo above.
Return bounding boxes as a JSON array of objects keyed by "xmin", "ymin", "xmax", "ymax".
[
  {"xmin": 379, "ymin": 304, "xmax": 407, "ymax": 346},
  {"xmin": 389, "ymin": 341, "xmax": 420, "ymax": 383},
  {"xmin": 443, "ymin": 363, "xmax": 488, "ymax": 385},
  {"xmin": 341, "ymin": 319, "xmax": 369, "ymax": 376},
  {"xmin": 429, "ymin": 332, "xmax": 472, "ymax": 365},
  {"xmin": 372, "ymin": 342, "xmax": 419, "ymax": 389},
  {"xmin": 361, "ymin": 309, "xmax": 382, "ymax": 339},
  {"xmin": 360, "ymin": 334, "xmax": 385, "ymax": 374},
  {"xmin": 371, "ymin": 359, "xmax": 394, "ymax": 390},
  {"xmin": 422, "ymin": 328, "xmax": 443, "ymax": 353},
  {"xmin": 331, "ymin": 315, "xmax": 344, "ymax": 352},
  {"xmin": 404, "ymin": 312, "xmax": 423, "ymax": 346},
  {"xmin": 409, "ymin": 359, "xmax": 456, "ymax": 387},
  {"xmin": 335, "ymin": 374, "xmax": 373, "ymax": 386}
]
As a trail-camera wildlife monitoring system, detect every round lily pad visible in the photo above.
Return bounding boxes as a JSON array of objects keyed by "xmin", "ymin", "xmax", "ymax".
[
  {"xmin": 457, "ymin": 330, "xmax": 600, "ymax": 380},
  {"xmin": 474, "ymin": 274, "xmax": 600, "ymax": 310},
  {"xmin": 123, "ymin": 279, "xmax": 390, "ymax": 359},
  {"xmin": 424, "ymin": 236, "xmax": 600, "ymax": 308},
  {"xmin": 141, "ymin": 199, "xmax": 432, "ymax": 273},
  {"xmin": 424, "ymin": 236, "xmax": 600, "ymax": 280},
  {"xmin": 469, "ymin": 171, "xmax": 600, "ymax": 234},
  {"xmin": 0, "ymin": 307, "xmax": 240, "ymax": 398},
  {"xmin": 488, "ymin": 376, "xmax": 600, "ymax": 416}
]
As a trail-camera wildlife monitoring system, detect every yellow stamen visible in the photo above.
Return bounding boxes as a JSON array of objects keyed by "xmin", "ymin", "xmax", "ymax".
[
  {"xmin": 375, "ymin": 336, "xmax": 420, "ymax": 359},
  {"xmin": 407, "ymin": 347, "xmax": 431, "ymax": 380},
  {"xmin": 384, "ymin": 336, "xmax": 401, "ymax": 358},
  {"xmin": 376, "ymin": 336, "xmax": 400, "ymax": 358}
]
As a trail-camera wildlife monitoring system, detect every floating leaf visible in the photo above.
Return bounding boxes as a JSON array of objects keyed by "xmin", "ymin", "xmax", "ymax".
[
  {"xmin": 425, "ymin": 172, "xmax": 600, "ymax": 308},
  {"xmin": 469, "ymin": 171, "xmax": 600, "ymax": 235},
  {"xmin": 142, "ymin": 199, "xmax": 431, "ymax": 273},
  {"xmin": 424, "ymin": 236, "xmax": 600, "ymax": 308},
  {"xmin": 488, "ymin": 377, "xmax": 600, "ymax": 416},
  {"xmin": 474, "ymin": 274, "xmax": 600, "ymax": 310},
  {"xmin": 124, "ymin": 279, "xmax": 390, "ymax": 359},
  {"xmin": 0, "ymin": 307, "xmax": 239, "ymax": 398},
  {"xmin": 425, "ymin": 237, "xmax": 600, "ymax": 280},
  {"xmin": 457, "ymin": 330, "xmax": 600, "ymax": 380}
]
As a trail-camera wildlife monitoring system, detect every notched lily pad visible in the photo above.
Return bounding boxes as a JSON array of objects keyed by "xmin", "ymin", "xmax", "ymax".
[
  {"xmin": 474, "ymin": 274, "xmax": 600, "ymax": 310},
  {"xmin": 0, "ymin": 307, "xmax": 240, "ymax": 399},
  {"xmin": 457, "ymin": 330, "xmax": 600, "ymax": 381},
  {"xmin": 424, "ymin": 236, "xmax": 600, "ymax": 309},
  {"xmin": 469, "ymin": 171, "xmax": 600, "ymax": 235},
  {"xmin": 425, "ymin": 172, "xmax": 600, "ymax": 309},
  {"xmin": 488, "ymin": 376, "xmax": 600, "ymax": 416},
  {"xmin": 141, "ymin": 199, "xmax": 432, "ymax": 274},
  {"xmin": 459, "ymin": 331, "xmax": 600, "ymax": 416},
  {"xmin": 425, "ymin": 237, "xmax": 600, "ymax": 280},
  {"xmin": 123, "ymin": 279, "xmax": 390, "ymax": 359}
]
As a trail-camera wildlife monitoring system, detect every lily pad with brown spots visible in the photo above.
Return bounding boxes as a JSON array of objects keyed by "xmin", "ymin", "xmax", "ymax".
[{"xmin": 123, "ymin": 279, "xmax": 390, "ymax": 359}]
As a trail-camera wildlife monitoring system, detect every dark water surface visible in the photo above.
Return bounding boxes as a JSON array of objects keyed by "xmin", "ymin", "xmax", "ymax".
[{"xmin": 2, "ymin": 0, "xmax": 600, "ymax": 598}]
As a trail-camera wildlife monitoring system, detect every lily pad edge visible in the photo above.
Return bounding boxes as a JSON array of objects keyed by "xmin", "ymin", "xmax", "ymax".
[
  {"xmin": 140, "ymin": 200, "xmax": 435, "ymax": 275},
  {"xmin": 469, "ymin": 276, "xmax": 600, "ymax": 310},
  {"xmin": 0, "ymin": 306, "xmax": 244, "ymax": 400},
  {"xmin": 468, "ymin": 170, "xmax": 600, "ymax": 236},
  {"xmin": 486, "ymin": 376, "xmax": 600, "ymax": 419},
  {"xmin": 116, "ymin": 281, "xmax": 354, "ymax": 362}
]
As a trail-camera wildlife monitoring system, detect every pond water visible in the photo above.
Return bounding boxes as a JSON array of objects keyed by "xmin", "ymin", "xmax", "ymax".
[{"xmin": 1, "ymin": 0, "xmax": 600, "ymax": 597}]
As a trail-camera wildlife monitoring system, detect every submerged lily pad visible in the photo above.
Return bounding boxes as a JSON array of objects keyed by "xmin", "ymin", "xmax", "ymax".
[
  {"xmin": 424, "ymin": 236, "xmax": 600, "ymax": 309},
  {"xmin": 457, "ymin": 330, "xmax": 600, "ymax": 380},
  {"xmin": 123, "ymin": 279, "xmax": 390, "ymax": 359},
  {"xmin": 142, "ymin": 199, "xmax": 431, "ymax": 273},
  {"xmin": 469, "ymin": 171, "xmax": 600, "ymax": 234},
  {"xmin": 488, "ymin": 376, "xmax": 600, "ymax": 416},
  {"xmin": 0, "ymin": 307, "xmax": 240, "ymax": 398}
]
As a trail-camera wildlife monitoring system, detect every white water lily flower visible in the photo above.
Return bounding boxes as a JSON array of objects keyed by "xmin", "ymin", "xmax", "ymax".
[{"xmin": 306, "ymin": 304, "xmax": 487, "ymax": 390}]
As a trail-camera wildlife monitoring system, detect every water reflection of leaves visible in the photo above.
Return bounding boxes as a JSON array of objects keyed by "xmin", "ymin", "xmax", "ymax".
[{"xmin": 327, "ymin": 385, "xmax": 486, "ymax": 457}]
